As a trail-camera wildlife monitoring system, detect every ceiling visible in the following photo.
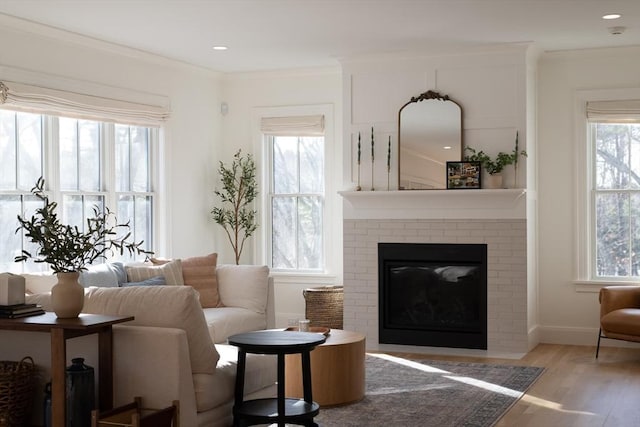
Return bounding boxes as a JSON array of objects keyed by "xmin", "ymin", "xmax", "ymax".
[{"xmin": 1, "ymin": 0, "xmax": 640, "ymax": 73}]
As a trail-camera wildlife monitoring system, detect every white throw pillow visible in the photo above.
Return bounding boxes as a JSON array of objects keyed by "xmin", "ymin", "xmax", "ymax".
[{"xmin": 216, "ymin": 265, "xmax": 269, "ymax": 314}]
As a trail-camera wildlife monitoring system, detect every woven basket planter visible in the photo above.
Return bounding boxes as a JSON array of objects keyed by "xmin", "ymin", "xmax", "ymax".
[
  {"xmin": 0, "ymin": 356, "xmax": 36, "ymax": 427},
  {"xmin": 303, "ymin": 286, "xmax": 344, "ymax": 329}
]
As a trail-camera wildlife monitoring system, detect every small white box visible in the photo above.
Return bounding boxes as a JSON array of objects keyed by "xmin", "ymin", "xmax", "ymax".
[{"xmin": 0, "ymin": 273, "xmax": 26, "ymax": 306}]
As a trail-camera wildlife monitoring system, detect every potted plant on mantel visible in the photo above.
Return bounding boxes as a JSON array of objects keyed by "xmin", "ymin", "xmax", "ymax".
[
  {"xmin": 15, "ymin": 177, "xmax": 151, "ymax": 318},
  {"xmin": 464, "ymin": 136, "xmax": 527, "ymax": 189}
]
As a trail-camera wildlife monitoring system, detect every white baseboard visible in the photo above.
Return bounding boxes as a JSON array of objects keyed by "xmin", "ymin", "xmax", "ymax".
[{"xmin": 537, "ymin": 325, "xmax": 640, "ymax": 348}]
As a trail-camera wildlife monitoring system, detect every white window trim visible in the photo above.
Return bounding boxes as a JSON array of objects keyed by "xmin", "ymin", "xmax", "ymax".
[
  {"xmin": 573, "ymin": 87, "xmax": 640, "ymax": 291},
  {"xmin": 252, "ymin": 104, "xmax": 337, "ymax": 282}
]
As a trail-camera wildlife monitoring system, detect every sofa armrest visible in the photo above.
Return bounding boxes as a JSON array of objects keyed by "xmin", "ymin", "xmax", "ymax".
[
  {"xmin": 112, "ymin": 325, "xmax": 198, "ymax": 427},
  {"xmin": 599, "ymin": 286, "xmax": 640, "ymax": 317}
]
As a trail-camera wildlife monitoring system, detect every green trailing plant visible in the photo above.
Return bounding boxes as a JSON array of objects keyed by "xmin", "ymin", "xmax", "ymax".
[
  {"xmin": 464, "ymin": 141, "xmax": 527, "ymax": 176},
  {"xmin": 211, "ymin": 150, "xmax": 258, "ymax": 265},
  {"xmin": 15, "ymin": 177, "xmax": 152, "ymax": 273}
]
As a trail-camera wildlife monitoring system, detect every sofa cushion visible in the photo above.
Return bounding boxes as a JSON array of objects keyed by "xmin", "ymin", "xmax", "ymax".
[
  {"xmin": 193, "ymin": 344, "xmax": 276, "ymax": 412},
  {"xmin": 217, "ymin": 265, "xmax": 269, "ymax": 314},
  {"xmin": 203, "ymin": 307, "xmax": 267, "ymax": 343},
  {"xmin": 125, "ymin": 259, "xmax": 184, "ymax": 285},
  {"xmin": 154, "ymin": 254, "xmax": 222, "ymax": 308},
  {"xmin": 22, "ymin": 273, "xmax": 57, "ymax": 295},
  {"xmin": 601, "ymin": 308, "xmax": 640, "ymax": 336},
  {"xmin": 83, "ymin": 285, "xmax": 219, "ymax": 374}
]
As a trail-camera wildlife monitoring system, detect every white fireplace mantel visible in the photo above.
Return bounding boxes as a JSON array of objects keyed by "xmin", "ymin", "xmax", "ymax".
[{"xmin": 339, "ymin": 189, "xmax": 527, "ymax": 220}]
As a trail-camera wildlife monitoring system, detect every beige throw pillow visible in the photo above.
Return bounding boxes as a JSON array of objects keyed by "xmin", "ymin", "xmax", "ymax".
[{"xmin": 125, "ymin": 259, "xmax": 184, "ymax": 286}]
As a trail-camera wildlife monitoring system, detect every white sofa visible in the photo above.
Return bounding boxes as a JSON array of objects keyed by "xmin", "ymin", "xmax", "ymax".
[{"xmin": 0, "ymin": 264, "xmax": 277, "ymax": 427}]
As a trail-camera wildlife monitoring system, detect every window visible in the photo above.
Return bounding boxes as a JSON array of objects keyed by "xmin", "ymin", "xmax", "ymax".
[
  {"xmin": 0, "ymin": 110, "xmax": 157, "ymax": 272},
  {"xmin": 269, "ymin": 135, "xmax": 325, "ymax": 271},
  {"xmin": 259, "ymin": 112, "xmax": 329, "ymax": 273},
  {"xmin": 590, "ymin": 121, "xmax": 640, "ymax": 278},
  {"xmin": 578, "ymin": 95, "xmax": 640, "ymax": 282}
]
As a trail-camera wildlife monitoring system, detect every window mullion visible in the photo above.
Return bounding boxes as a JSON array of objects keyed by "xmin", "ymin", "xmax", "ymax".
[
  {"xmin": 13, "ymin": 113, "xmax": 19, "ymax": 189},
  {"xmin": 296, "ymin": 138, "xmax": 301, "ymax": 270}
]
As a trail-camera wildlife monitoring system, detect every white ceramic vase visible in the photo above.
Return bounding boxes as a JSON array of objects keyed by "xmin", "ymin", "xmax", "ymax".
[
  {"xmin": 51, "ymin": 272, "xmax": 84, "ymax": 318},
  {"xmin": 483, "ymin": 173, "xmax": 503, "ymax": 189}
]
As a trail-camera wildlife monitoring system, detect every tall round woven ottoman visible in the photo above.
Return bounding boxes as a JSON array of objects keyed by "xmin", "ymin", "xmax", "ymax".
[{"xmin": 303, "ymin": 285, "xmax": 343, "ymax": 329}]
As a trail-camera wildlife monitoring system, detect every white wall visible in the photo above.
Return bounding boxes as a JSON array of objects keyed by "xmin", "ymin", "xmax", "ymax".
[
  {"xmin": 537, "ymin": 46, "xmax": 640, "ymax": 345},
  {"xmin": 340, "ymin": 46, "xmax": 532, "ymax": 192},
  {"xmin": 220, "ymin": 68, "xmax": 343, "ymax": 324},
  {"xmin": 0, "ymin": 16, "xmax": 223, "ymax": 260}
]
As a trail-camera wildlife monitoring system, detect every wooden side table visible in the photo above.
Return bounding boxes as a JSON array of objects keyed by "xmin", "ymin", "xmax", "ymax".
[
  {"xmin": 285, "ymin": 329, "xmax": 366, "ymax": 406},
  {"xmin": 228, "ymin": 330, "xmax": 326, "ymax": 427},
  {"xmin": 0, "ymin": 312, "xmax": 134, "ymax": 427}
]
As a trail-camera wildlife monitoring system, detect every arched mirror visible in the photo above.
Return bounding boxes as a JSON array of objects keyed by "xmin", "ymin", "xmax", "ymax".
[{"xmin": 398, "ymin": 91, "xmax": 463, "ymax": 190}]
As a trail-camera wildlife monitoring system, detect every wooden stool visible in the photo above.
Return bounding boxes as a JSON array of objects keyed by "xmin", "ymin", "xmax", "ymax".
[{"xmin": 91, "ymin": 396, "xmax": 179, "ymax": 427}]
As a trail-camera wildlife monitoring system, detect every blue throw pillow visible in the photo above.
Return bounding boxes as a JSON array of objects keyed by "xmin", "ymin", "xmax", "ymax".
[
  {"xmin": 79, "ymin": 263, "xmax": 119, "ymax": 288},
  {"xmin": 79, "ymin": 262, "xmax": 129, "ymax": 288},
  {"xmin": 119, "ymin": 276, "xmax": 167, "ymax": 287},
  {"xmin": 110, "ymin": 262, "xmax": 127, "ymax": 285}
]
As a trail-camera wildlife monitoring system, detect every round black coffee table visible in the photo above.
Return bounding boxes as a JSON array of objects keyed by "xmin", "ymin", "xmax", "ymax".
[{"xmin": 228, "ymin": 330, "xmax": 327, "ymax": 427}]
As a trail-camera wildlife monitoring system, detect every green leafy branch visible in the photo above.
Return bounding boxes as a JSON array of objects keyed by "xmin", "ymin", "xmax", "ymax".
[
  {"xmin": 211, "ymin": 150, "xmax": 258, "ymax": 264},
  {"xmin": 464, "ymin": 146, "xmax": 527, "ymax": 175},
  {"xmin": 15, "ymin": 177, "xmax": 152, "ymax": 273}
]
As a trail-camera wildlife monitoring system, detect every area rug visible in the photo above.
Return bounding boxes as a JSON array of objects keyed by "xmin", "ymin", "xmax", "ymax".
[{"xmin": 314, "ymin": 353, "xmax": 544, "ymax": 427}]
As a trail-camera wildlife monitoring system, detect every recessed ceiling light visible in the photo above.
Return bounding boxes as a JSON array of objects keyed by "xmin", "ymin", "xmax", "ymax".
[
  {"xmin": 602, "ymin": 14, "xmax": 621, "ymax": 20},
  {"xmin": 212, "ymin": 46, "xmax": 228, "ymax": 51},
  {"xmin": 443, "ymin": 146, "xmax": 452, "ymax": 150}
]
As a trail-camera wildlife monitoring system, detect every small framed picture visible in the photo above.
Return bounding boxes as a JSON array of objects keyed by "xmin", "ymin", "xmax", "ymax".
[{"xmin": 446, "ymin": 161, "xmax": 481, "ymax": 189}]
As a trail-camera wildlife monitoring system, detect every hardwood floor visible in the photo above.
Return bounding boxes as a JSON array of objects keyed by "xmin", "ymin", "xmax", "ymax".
[{"xmin": 392, "ymin": 344, "xmax": 640, "ymax": 427}]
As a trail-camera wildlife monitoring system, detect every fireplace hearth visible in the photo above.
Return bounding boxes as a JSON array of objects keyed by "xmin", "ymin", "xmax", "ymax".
[{"xmin": 378, "ymin": 243, "xmax": 487, "ymax": 350}]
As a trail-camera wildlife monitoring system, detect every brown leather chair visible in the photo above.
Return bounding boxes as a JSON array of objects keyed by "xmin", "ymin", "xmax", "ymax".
[{"xmin": 597, "ymin": 286, "xmax": 640, "ymax": 358}]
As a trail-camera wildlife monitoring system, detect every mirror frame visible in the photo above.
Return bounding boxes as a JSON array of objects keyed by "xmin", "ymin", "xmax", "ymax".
[{"xmin": 397, "ymin": 90, "xmax": 464, "ymax": 190}]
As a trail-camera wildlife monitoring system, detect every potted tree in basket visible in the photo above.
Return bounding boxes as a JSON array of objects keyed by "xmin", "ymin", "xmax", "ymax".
[{"xmin": 15, "ymin": 177, "xmax": 151, "ymax": 318}]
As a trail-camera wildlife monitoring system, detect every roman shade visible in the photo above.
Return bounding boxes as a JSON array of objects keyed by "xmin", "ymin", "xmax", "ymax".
[
  {"xmin": 260, "ymin": 114, "xmax": 324, "ymax": 136},
  {"xmin": 587, "ymin": 99, "xmax": 640, "ymax": 122},
  {"xmin": 0, "ymin": 81, "xmax": 170, "ymax": 126}
]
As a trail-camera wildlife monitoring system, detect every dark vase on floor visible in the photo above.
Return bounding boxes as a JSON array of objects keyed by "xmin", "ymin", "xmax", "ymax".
[
  {"xmin": 66, "ymin": 358, "xmax": 95, "ymax": 427},
  {"xmin": 43, "ymin": 382, "xmax": 52, "ymax": 427}
]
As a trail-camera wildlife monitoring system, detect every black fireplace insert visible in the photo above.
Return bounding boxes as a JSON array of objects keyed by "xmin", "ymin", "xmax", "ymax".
[{"xmin": 378, "ymin": 243, "xmax": 487, "ymax": 349}]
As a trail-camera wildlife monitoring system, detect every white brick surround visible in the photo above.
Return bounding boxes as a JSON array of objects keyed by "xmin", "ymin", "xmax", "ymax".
[{"xmin": 341, "ymin": 190, "xmax": 529, "ymax": 355}]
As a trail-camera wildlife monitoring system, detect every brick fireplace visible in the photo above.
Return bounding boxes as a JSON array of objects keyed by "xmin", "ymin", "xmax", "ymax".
[{"xmin": 341, "ymin": 189, "xmax": 531, "ymax": 356}]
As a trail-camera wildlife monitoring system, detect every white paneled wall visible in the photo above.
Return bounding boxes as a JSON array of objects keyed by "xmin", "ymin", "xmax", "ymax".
[
  {"xmin": 341, "ymin": 46, "xmax": 531, "ymax": 192},
  {"xmin": 339, "ymin": 46, "xmax": 538, "ymax": 355}
]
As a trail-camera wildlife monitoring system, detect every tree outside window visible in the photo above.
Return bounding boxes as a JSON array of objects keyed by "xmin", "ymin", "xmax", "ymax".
[{"xmin": 593, "ymin": 122, "xmax": 640, "ymax": 278}]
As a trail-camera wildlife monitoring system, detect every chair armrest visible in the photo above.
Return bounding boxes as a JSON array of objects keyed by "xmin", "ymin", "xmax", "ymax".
[
  {"xmin": 112, "ymin": 325, "xmax": 198, "ymax": 427},
  {"xmin": 599, "ymin": 286, "xmax": 640, "ymax": 317}
]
